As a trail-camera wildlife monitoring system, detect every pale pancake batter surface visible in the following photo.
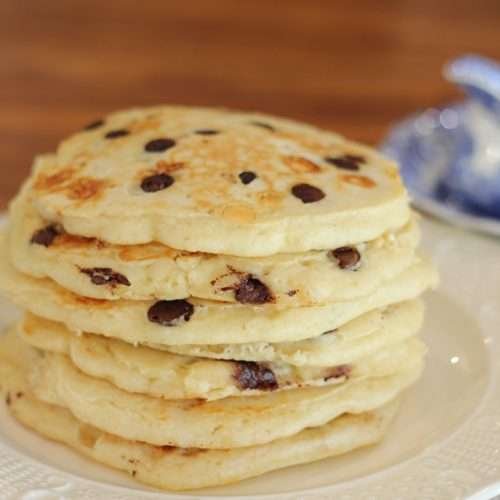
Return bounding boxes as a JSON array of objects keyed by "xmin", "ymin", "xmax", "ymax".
[{"xmin": 26, "ymin": 105, "xmax": 410, "ymax": 256}]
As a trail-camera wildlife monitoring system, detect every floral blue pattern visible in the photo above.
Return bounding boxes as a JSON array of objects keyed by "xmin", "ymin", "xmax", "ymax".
[{"xmin": 381, "ymin": 55, "xmax": 500, "ymax": 236}]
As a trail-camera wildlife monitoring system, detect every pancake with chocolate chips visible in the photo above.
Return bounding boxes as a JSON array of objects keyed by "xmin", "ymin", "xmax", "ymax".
[
  {"xmin": 9, "ymin": 190, "xmax": 421, "ymax": 305},
  {"xmin": 0, "ymin": 232, "xmax": 437, "ymax": 345},
  {"xmin": 25, "ymin": 106, "xmax": 409, "ymax": 256},
  {"xmin": 0, "ymin": 332, "xmax": 423, "ymax": 449},
  {"xmin": 18, "ymin": 313, "xmax": 423, "ymax": 401},
  {"xmin": 0, "ymin": 327, "xmax": 400, "ymax": 491},
  {"xmin": 0, "ymin": 104, "xmax": 438, "ymax": 492}
]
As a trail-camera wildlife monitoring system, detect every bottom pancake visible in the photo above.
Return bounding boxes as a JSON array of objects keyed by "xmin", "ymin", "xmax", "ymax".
[{"xmin": 6, "ymin": 392, "xmax": 398, "ymax": 491}]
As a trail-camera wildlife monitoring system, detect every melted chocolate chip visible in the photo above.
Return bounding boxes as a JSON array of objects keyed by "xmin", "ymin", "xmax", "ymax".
[
  {"xmin": 194, "ymin": 129, "xmax": 219, "ymax": 135},
  {"xmin": 144, "ymin": 138, "xmax": 176, "ymax": 152},
  {"xmin": 286, "ymin": 289, "xmax": 298, "ymax": 297},
  {"xmin": 80, "ymin": 267, "xmax": 131, "ymax": 287},
  {"xmin": 324, "ymin": 154, "xmax": 365, "ymax": 171},
  {"xmin": 234, "ymin": 276, "xmax": 273, "ymax": 304},
  {"xmin": 344, "ymin": 154, "xmax": 365, "ymax": 163},
  {"xmin": 105, "ymin": 129, "xmax": 130, "ymax": 139},
  {"xmin": 239, "ymin": 171, "xmax": 257, "ymax": 185},
  {"xmin": 84, "ymin": 119, "xmax": 104, "ymax": 131},
  {"xmin": 141, "ymin": 173, "xmax": 174, "ymax": 192},
  {"xmin": 234, "ymin": 361, "xmax": 278, "ymax": 391},
  {"xmin": 31, "ymin": 225, "xmax": 60, "ymax": 247},
  {"xmin": 324, "ymin": 364, "xmax": 352, "ymax": 381},
  {"xmin": 329, "ymin": 246, "xmax": 361, "ymax": 270},
  {"xmin": 147, "ymin": 299, "xmax": 194, "ymax": 326},
  {"xmin": 250, "ymin": 121, "xmax": 275, "ymax": 131},
  {"xmin": 291, "ymin": 183, "xmax": 325, "ymax": 203}
]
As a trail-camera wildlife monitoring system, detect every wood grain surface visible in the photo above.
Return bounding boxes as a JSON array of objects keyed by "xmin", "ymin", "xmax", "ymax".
[{"xmin": 1, "ymin": 0, "xmax": 499, "ymax": 208}]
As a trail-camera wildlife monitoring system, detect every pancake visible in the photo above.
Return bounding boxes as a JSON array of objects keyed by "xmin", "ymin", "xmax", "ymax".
[
  {"xmin": 26, "ymin": 105, "xmax": 410, "ymax": 256},
  {"xmin": 6, "ymin": 393, "xmax": 399, "ymax": 491},
  {"xmin": 165, "ymin": 299, "xmax": 424, "ymax": 366},
  {"xmin": 30, "ymin": 345, "xmax": 422, "ymax": 449},
  {"xmin": 19, "ymin": 313, "xmax": 423, "ymax": 400},
  {"xmin": 0, "ymin": 233, "xmax": 438, "ymax": 345},
  {"xmin": 9, "ymin": 192, "xmax": 420, "ymax": 306}
]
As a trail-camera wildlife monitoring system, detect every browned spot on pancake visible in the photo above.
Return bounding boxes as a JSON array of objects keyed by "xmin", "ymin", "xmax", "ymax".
[
  {"xmin": 233, "ymin": 362, "xmax": 278, "ymax": 391},
  {"xmin": 34, "ymin": 167, "xmax": 76, "ymax": 191},
  {"xmin": 340, "ymin": 174, "xmax": 376, "ymax": 189},
  {"xmin": 78, "ymin": 424, "xmax": 101, "ymax": 448},
  {"xmin": 180, "ymin": 448, "xmax": 206, "ymax": 457},
  {"xmin": 5, "ymin": 393, "xmax": 11, "ymax": 406},
  {"xmin": 283, "ymin": 155, "xmax": 321, "ymax": 174},
  {"xmin": 118, "ymin": 243, "xmax": 180, "ymax": 261},
  {"xmin": 52, "ymin": 233, "xmax": 107, "ymax": 250},
  {"xmin": 130, "ymin": 117, "xmax": 162, "ymax": 133},
  {"xmin": 220, "ymin": 203, "xmax": 256, "ymax": 223},
  {"xmin": 160, "ymin": 445, "xmax": 176, "ymax": 453},
  {"xmin": 72, "ymin": 294, "xmax": 112, "ymax": 308},
  {"xmin": 155, "ymin": 160, "xmax": 184, "ymax": 174},
  {"xmin": 256, "ymin": 190, "xmax": 285, "ymax": 208},
  {"xmin": 16, "ymin": 392, "xmax": 24, "ymax": 399},
  {"xmin": 66, "ymin": 177, "xmax": 110, "ymax": 201},
  {"xmin": 324, "ymin": 364, "xmax": 352, "ymax": 381}
]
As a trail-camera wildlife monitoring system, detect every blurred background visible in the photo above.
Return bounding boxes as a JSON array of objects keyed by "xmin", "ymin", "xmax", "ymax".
[{"xmin": 1, "ymin": 0, "xmax": 500, "ymax": 209}]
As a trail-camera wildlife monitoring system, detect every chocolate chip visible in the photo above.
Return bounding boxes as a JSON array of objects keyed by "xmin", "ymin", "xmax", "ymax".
[
  {"xmin": 105, "ymin": 129, "xmax": 129, "ymax": 139},
  {"xmin": 194, "ymin": 129, "xmax": 219, "ymax": 135},
  {"xmin": 250, "ymin": 121, "xmax": 275, "ymax": 131},
  {"xmin": 291, "ymin": 183, "xmax": 325, "ymax": 203},
  {"xmin": 344, "ymin": 154, "xmax": 365, "ymax": 163},
  {"xmin": 329, "ymin": 246, "xmax": 361, "ymax": 270},
  {"xmin": 239, "ymin": 171, "xmax": 257, "ymax": 185},
  {"xmin": 141, "ymin": 173, "xmax": 174, "ymax": 192},
  {"xmin": 132, "ymin": 471, "xmax": 137, "ymax": 477},
  {"xmin": 144, "ymin": 138, "xmax": 176, "ymax": 152},
  {"xmin": 324, "ymin": 364, "xmax": 352, "ymax": 381},
  {"xmin": 16, "ymin": 392, "xmax": 23, "ymax": 399},
  {"xmin": 5, "ymin": 393, "xmax": 11, "ymax": 406},
  {"xmin": 234, "ymin": 276, "xmax": 273, "ymax": 304},
  {"xmin": 147, "ymin": 299, "xmax": 194, "ymax": 326},
  {"xmin": 84, "ymin": 119, "xmax": 104, "ymax": 131},
  {"xmin": 233, "ymin": 361, "xmax": 278, "ymax": 391},
  {"xmin": 31, "ymin": 225, "xmax": 60, "ymax": 247},
  {"xmin": 286, "ymin": 289, "xmax": 298, "ymax": 297},
  {"xmin": 324, "ymin": 154, "xmax": 365, "ymax": 171},
  {"xmin": 80, "ymin": 267, "xmax": 131, "ymax": 287}
]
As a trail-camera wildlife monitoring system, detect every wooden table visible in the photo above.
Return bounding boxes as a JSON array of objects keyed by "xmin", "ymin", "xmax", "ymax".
[{"xmin": 1, "ymin": 0, "xmax": 499, "ymax": 208}]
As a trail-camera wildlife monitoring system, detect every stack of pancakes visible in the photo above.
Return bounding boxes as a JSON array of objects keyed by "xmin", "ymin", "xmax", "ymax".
[{"xmin": 0, "ymin": 106, "xmax": 437, "ymax": 490}]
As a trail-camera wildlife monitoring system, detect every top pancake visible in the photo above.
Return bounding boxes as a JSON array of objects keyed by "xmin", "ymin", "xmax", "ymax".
[{"xmin": 27, "ymin": 106, "xmax": 409, "ymax": 256}]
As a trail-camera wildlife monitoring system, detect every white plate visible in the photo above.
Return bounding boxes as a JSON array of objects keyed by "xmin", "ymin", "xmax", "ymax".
[{"xmin": 1, "ymin": 214, "xmax": 500, "ymax": 500}]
